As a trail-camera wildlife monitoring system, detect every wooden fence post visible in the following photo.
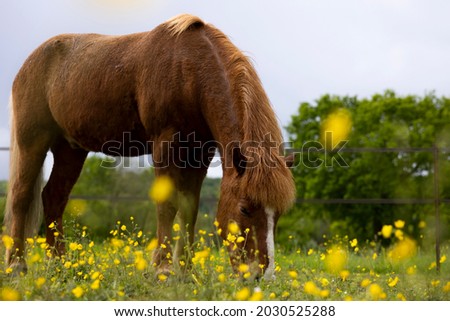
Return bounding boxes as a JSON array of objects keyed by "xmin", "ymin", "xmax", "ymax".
[{"xmin": 433, "ymin": 144, "xmax": 441, "ymax": 272}]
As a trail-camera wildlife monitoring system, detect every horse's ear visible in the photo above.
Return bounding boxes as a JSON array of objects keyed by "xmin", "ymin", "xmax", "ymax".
[
  {"xmin": 233, "ymin": 147, "xmax": 246, "ymax": 176},
  {"xmin": 284, "ymin": 153, "xmax": 295, "ymax": 168}
]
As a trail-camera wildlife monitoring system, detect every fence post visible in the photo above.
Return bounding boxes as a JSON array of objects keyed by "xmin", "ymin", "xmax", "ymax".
[{"xmin": 433, "ymin": 144, "xmax": 441, "ymax": 272}]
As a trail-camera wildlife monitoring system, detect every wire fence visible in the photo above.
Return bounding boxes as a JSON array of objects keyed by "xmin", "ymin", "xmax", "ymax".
[{"xmin": 0, "ymin": 146, "xmax": 447, "ymax": 271}]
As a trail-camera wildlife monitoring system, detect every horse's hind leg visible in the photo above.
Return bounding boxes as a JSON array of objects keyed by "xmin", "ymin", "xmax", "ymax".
[
  {"xmin": 5, "ymin": 133, "xmax": 51, "ymax": 273},
  {"xmin": 42, "ymin": 139, "xmax": 88, "ymax": 256}
]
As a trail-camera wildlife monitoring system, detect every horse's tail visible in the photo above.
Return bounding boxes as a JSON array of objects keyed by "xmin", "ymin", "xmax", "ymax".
[{"xmin": 4, "ymin": 94, "xmax": 44, "ymax": 239}]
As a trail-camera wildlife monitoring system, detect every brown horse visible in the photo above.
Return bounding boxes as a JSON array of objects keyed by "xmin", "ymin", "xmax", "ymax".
[{"xmin": 4, "ymin": 14, "xmax": 295, "ymax": 278}]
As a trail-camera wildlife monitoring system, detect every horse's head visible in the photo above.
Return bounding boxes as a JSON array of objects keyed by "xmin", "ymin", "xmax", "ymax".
[{"xmin": 216, "ymin": 152, "xmax": 295, "ymax": 279}]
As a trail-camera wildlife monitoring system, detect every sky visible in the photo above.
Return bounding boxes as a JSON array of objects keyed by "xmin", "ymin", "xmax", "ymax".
[{"xmin": 1, "ymin": 0, "xmax": 450, "ymax": 179}]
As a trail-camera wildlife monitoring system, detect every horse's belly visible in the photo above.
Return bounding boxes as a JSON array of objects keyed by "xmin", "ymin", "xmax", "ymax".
[
  {"xmin": 65, "ymin": 127, "xmax": 151, "ymax": 157},
  {"xmin": 52, "ymin": 100, "xmax": 150, "ymax": 156}
]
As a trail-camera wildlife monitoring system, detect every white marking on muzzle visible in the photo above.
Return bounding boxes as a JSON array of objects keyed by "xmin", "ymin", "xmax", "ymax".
[{"xmin": 264, "ymin": 207, "xmax": 276, "ymax": 280}]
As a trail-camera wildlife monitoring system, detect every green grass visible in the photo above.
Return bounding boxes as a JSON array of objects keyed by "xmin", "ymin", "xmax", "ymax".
[{"xmin": 1, "ymin": 218, "xmax": 449, "ymax": 301}]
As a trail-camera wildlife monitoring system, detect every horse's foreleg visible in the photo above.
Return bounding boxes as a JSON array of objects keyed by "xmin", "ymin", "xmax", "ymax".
[
  {"xmin": 42, "ymin": 139, "xmax": 87, "ymax": 256},
  {"xmin": 152, "ymin": 178, "xmax": 178, "ymax": 275},
  {"xmin": 172, "ymin": 170, "xmax": 205, "ymax": 269}
]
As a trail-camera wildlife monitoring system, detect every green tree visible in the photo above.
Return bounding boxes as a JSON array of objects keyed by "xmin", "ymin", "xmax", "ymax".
[{"xmin": 280, "ymin": 91, "xmax": 450, "ymax": 247}]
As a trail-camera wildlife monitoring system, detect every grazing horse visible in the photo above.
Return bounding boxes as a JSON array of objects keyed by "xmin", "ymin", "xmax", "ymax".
[{"xmin": 4, "ymin": 14, "xmax": 295, "ymax": 278}]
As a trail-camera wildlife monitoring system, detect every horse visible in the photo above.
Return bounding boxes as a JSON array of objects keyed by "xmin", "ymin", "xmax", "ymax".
[{"xmin": 3, "ymin": 14, "xmax": 295, "ymax": 279}]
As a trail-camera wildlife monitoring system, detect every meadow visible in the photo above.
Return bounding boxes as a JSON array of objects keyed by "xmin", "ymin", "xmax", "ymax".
[{"xmin": 1, "ymin": 216, "xmax": 449, "ymax": 301}]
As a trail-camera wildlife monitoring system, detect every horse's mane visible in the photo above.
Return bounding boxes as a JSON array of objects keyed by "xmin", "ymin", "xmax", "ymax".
[
  {"xmin": 166, "ymin": 14, "xmax": 205, "ymax": 37},
  {"xmin": 163, "ymin": 14, "xmax": 295, "ymax": 213}
]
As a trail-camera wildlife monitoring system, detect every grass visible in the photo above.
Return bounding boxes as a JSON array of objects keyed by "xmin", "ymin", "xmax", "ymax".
[{"xmin": 0, "ymin": 217, "xmax": 449, "ymax": 301}]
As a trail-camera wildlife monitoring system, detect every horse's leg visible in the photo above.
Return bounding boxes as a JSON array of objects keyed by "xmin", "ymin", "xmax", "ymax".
[
  {"xmin": 5, "ymin": 134, "xmax": 51, "ymax": 273},
  {"xmin": 42, "ymin": 139, "xmax": 88, "ymax": 256},
  {"xmin": 152, "ymin": 167, "xmax": 179, "ymax": 274},
  {"xmin": 173, "ymin": 168, "xmax": 207, "ymax": 268}
]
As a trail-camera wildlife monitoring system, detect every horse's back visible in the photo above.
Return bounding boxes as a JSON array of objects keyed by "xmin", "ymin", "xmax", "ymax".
[{"xmin": 12, "ymin": 18, "xmax": 223, "ymax": 153}]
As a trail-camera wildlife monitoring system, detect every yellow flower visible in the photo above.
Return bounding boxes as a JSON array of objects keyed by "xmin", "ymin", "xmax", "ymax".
[
  {"xmin": 2, "ymin": 235, "xmax": 14, "ymax": 250},
  {"xmin": 350, "ymin": 238, "xmax": 358, "ymax": 247},
  {"xmin": 307, "ymin": 248, "xmax": 314, "ymax": 255},
  {"xmin": 217, "ymin": 273, "xmax": 226, "ymax": 283},
  {"xmin": 388, "ymin": 276, "xmax": 399, "ymax": 287},
  {"xmin": 443, "ymin": 281, "xmax": 450, "ymax": 292},
  {"xmin": 236, "ymin": 236, "xmax": 245, "ymax": 243},
  {"xmin": 36, "ymin": 237, "xmax": 46, "ymax": 244},
  {"xmin": 394, "ymin": 220, "xmax": 405, "ymax": 229},
  {"xmin": 269, "ymin": 292, "xmax": 276, "ymax": 299},
  {"xmin": 281, "ymin": 291, "xmax": 290, "ymax": 299},
  {"xmin": 381, "ymin": 225, "xmax": 393, "ymax": 238},
  {"xmin": 288, "ymin": 270, "xmax": 298, "ymax": 279},
  {"xmin": 320, "ymin": 278, "xmax": 329, "ymax": 287},
  {"xmin": 340, "ymin": 270, "xmax": 350, "ymax": 281},
  {"xmin": 368, "ymin": 284, "xmax": 386, "ymax": 300},
  {"xmin": 304, "ymin": 281, "xmax": 320, "ymax": 296},
  {"xmin": 235, "ymin": 287, "xmax": 251, "ymax": 301},
  {"xmin": 48, "ymin": 222, "xmax": 56, "ymax": 229},
  {"xmin": 249, "ymin": 288, "xmax": 264, "ymax": 301},
  {"xmin": 440, "ymin": 255, "xmax": 446, "ymax": 264},
  {"xmin": 321, "ymin": 108, "xmax": 352, "ymax": 150},
  {"xmin": 394, "ymin": 229, "xmax": 404, "ymax": 240},
  {"xmin": 324, "ymin": 246, "xmax": 348, "ymax": 274},
  {"xmin": 135, "ymin": 253, "xmax": 148, "ymax": 271},
  {"xmin": 319, "ymin": 290, "xmax": 330, "ymax": 298},
  {"xmin": 388, "ymin": 237, "xmax": 417, "ymax": 263},
  {"xmin": 120, "ymin": 225, "xmax": 127, "ymax": 231},
  {"xmin": 173, "ymin": 223, "xmax": 180, "ymax": 232},
  {"xmin": 146, "ymin": 238, "xmax": 158, "ymax": 251},
  {"xmin": 0, "ymin": 287, "xmax": 20, "ymax": 301},
  {"xmin": 228, "ymin": 221, "xmax": 240, "ymax": 235},
  {"xmin": 418, "ymin": 220, "xmax": 426, "ymax": 229},
  {"xmin": 26, "ymin": 238, "xmax": 34, "ymax": 245},
  {"xmin": 361, "ymin": 279, "xmax": 372, "ymax": 288},
  {"xmin": 158, "ymin": 274, "xmax": 168, "ymax": 282},
  {"xmin": 149, "ymin": 175, "xmax": 174, "ymax": 203},
  {"xmin": 72, "ymin": 286, "xmax": 84, "ymax": 298},
  {"xmin": 91, "ymin": 279, "xmax": 100, "ymax": 290},
  {"xmin": 35, "ymin": 277, "xmax": 46, "ymax": 288},
  {"xmin": 406, "ymin": 265, "xmax": 416, "ymax": 275},
  {"xmin": 397, "ymin": 293, "xmax": 406, "ymax": 301},
  {"xmin": 372, "ymin": 253, "xmax": 378, "ymax": 260},
  {"xmin": 238, "ymin": 264, "xmax": 249, "ymax": 273},
  {"xmin": 69, "ymin": 242, "xmax": 79, "ymax": 251},
  {"xmin": 431, "ymin": 280, "xmax": 440, "ymax": 287},
  {"xmin": 226, "ymin": 233, "xmax": 236, "ymax": 243}
]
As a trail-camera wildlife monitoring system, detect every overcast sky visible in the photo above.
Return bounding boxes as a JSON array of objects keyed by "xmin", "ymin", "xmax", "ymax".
[{"xmin": 1, "ymin": 0, "xmax": 450, "ymax": 179}]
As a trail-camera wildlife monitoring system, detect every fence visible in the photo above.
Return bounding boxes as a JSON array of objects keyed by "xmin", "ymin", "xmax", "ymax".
[{"xmin": 0, "ymin": 146, "xmax": 446, "ymax": 272}]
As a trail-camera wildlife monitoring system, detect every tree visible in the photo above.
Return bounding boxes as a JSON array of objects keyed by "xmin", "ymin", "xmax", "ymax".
[{"xmin": 280, "ymin": 91, "xmax": 450, "ymax": 247}]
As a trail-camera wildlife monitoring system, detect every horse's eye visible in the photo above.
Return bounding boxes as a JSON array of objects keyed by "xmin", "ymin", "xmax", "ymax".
[{"xmin": 240, "ymin": 206, "xmax": 250, "ymax": 217}]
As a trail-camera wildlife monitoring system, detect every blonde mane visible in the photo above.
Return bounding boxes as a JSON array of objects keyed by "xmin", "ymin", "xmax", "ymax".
[{"xmin": 165, "ymin": 14, "xmax": 205, "ymax": 37}]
